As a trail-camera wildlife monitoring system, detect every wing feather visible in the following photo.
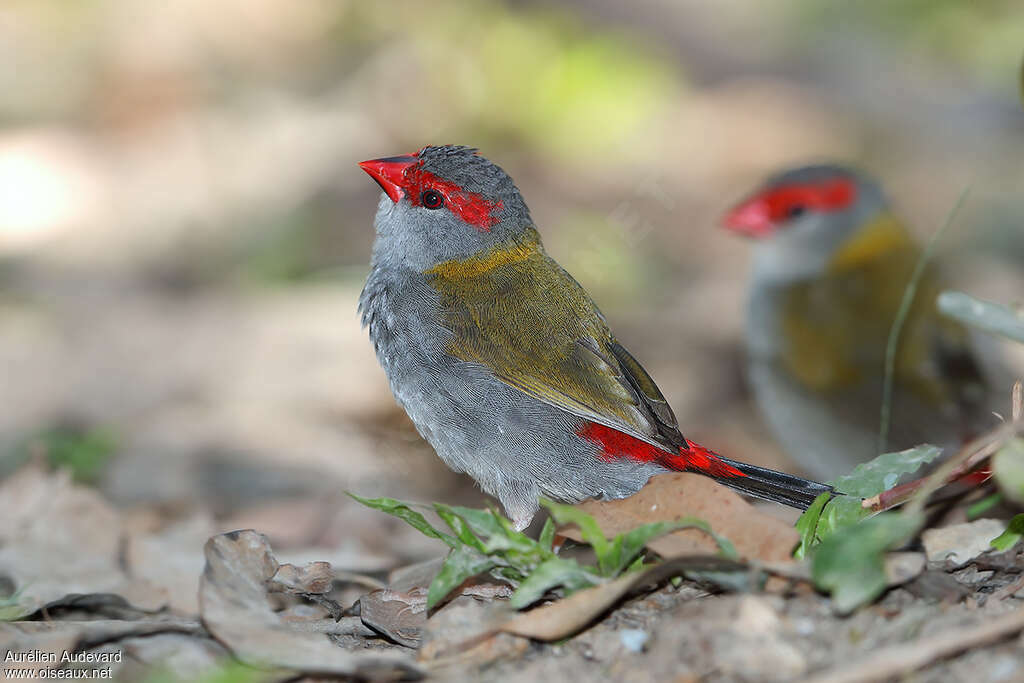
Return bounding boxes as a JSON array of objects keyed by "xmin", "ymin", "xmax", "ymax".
[{"xmin": 425, "ymin": 230, "xmax": 685, "ymax": 451}]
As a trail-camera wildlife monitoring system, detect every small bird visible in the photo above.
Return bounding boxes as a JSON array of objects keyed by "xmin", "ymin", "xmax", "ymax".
[
  {"xmin": 724, "ymin": 164, "xmax": 992, "ymax": 480},
  {"xmin": 358, "ymin": 145, "xmax": 830, "ymax": 529}
]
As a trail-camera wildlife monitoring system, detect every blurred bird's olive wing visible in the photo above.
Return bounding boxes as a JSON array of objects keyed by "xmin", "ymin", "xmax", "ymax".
[
  {"xmin": 779, "ymin": 236, "xmax": 989, "ymax": 440},
  {"xmin": 425, "ymin": 229, "xmax": 686, "ymax": 452}
]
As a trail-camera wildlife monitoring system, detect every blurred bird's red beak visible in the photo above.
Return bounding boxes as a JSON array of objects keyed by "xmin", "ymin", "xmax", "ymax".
[
  {"xmin": 722, "ymin": 198, "xmax": 774, "ymax": 238},
  {"xmin": 358, "ymin": 154, "xmax": 419, "ymax": 203}
]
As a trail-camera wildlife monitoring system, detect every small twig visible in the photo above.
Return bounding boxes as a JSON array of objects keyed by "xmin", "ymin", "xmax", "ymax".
[
  {"xmin": 799, "ymin": 607, "xmax": 1024, "ymax": 683},
  {"xmin": 987, "ymin": 573, "xmax": 1024, "ymax": 604},
  {"xmin": 903, "ymin": 418, "xmax": 1022, "ymax": 516},
  {"xmin": 302, "ymin": 593, "xmax": 345, "ymax": 621},
  {"xmin": 863, "ymin": 421, "xmax": 1015, "ymax": 513},
  {"xmin": 878, "ymin": 187, "xmax": 970, "ymax": 454},
  {"xmin": 286, "ymin": 616, "xmax": 378, "ymax": 637},
  {"xmin": 1012, "ymin": 380, "xmax": 1022, "ymax": 421}
]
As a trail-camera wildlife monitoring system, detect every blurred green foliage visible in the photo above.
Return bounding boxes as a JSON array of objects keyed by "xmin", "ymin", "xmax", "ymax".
[
  {"xmin": 991, "ymin": 513, "xmax": 1024, "ymax": 552},
  {"xmin": 22, "ymin": 425, "xmax": 118, "ymax": 484},
  {"xmin": 340, "ymin": 1, "xmax": 679, "ymax": 159},
  {"xmin": 792, "ymin": 0, "xmax": 1023, "ymax": 89}
]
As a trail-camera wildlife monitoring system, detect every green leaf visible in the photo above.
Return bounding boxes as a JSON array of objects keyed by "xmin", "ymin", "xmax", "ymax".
[
  {"xmin": 994, "ymin": 438, "xmax": 1024, "ymax": 504},
  {"xmin": 664, "ymin": 518, "xmax": 739, "ymax": 561},
  {"xmin": 812, "ymin": 512, "xmax": 923, "ymax": 613},
  {"xmin": 794, "ymin": 442, "xmax": 938, "ymax": 559},
  {"xmin": 541, "ymin": 500, "xmax": 612, "ymax": 561},
  {"xmin": 441, "ymin": 505, "xmax": 534, "ymax": 555},
  {"xmin": 491, "ymin": 508, "xmax": 552, "ymax": 555},
  {"xmin": 603, "ymin": 520, "xmax": 686, "ymax": 576},
  {"xmin": 817, "ymin": 497, "xmax": 871, "ymax": 541},
  {"xmin": 538, "ymin": 517, "xmax": 556, "ymax": 550},
  {"xmin": 433, "ymin": 504, "xmax": 487, "ymax": 552},
  {"xmin": 509, "ymin": 557, "xmax": 600, "ymax": 609},
  {"xmin": 795, "ymin": 495, "xmax": 871, "ymax": 558},
  {"xmin": 427, "ymin": 545, "xmax": 497, "ymax": 610},
  {"xmin": 967, "ymin": 493, "xmax": 1003, "ymax": 520},
  {"xmin": 626, "ymin": 554, "xmax": 648, "ymax": 573},
  {"xmin": 830, "ymin": 445, "xmax": 943, "ymax": 497},
  {"xmin": 444, "ymin": 505, "xmax": 508, "ymax": 539},
  {"xmin": 938, "ymin": 291, "xmax": 1024, "ymax": 345},
  {"xmin": 542, "ymin": 500, "xmax": 735, "ymax": 576},
  {"xmin": 794, "ymin": 492, "xmax": 831, "ymax": 559},
  {"xmin": 991, "ymin": 514, "xmax": 1024, "ymax": 552},
  {"xmin": 348, "ymin": 494, "xmax": 458, "ymax": 549}
]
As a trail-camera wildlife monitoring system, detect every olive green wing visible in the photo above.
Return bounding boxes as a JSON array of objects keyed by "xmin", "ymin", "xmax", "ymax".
[
  {"xmin": 425, "ymin": 235, "xmax": 685, "ymax": 451},
  {"xmin": 779, "ymin": 243, "xmax": 988, "ymax": 443}
]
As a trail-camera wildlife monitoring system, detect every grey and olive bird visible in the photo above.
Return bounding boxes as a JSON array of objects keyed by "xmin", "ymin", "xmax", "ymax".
[
  {"xmin": 724, "ymin": 164, "xmax": 993, "ymax": 480},
  {"xmin": 358, "ymin": 145, "xmax": 830, "ymax": 529}
]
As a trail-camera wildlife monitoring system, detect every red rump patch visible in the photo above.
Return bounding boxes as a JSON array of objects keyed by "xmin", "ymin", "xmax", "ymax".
[
  {"xmin": 577, "ymin": 422, "xmax": 744, "ymax": 479},
  {"xmin": 404, "ymin": 163, "xmax": 503, "ymax": 232},
  {"xmin": 724, "ymin": 177, "xmax": 856, "ymax": 238}
]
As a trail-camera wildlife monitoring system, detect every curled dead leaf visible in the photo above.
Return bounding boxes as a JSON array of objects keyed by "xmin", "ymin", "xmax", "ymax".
[
  {"xmin": 269, "ymin": 561, "xmax": 334, "ymax": 595},
  {"xmin": 560, "ymin": 473, "xmax": 799, "ymax": 563},
  {"xmin": 199, "ymin": 530, "xmax": 421, "ymax": 679},
  {"xmin": 500, "ymin": 556, "xmax": 744, "ymax": 642},
  {"xmin": 361, "ymin": 588, "xmax": 429, "ymax": 648},
  {"xmin": 0, "ymin": 464, "xmax": 163, "ymax": 618}
]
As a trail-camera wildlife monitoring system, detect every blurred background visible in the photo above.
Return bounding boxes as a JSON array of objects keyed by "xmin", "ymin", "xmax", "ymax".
[{"xmin": 1, "ymin": 0, "xmax": 1022, "ymax": 566}]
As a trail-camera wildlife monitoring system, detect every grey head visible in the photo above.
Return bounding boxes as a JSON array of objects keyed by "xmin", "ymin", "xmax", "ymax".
[
  {"xmin": 359, "ymin": 145, "xmax": 534, "ymax": 271},
  {"xmin": 724, "ymin": 164, "xmax": 890, "ymax": 285}
]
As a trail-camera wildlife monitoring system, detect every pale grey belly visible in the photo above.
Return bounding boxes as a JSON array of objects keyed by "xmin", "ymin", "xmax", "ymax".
[{"xmin": 748, "ymin": 359, "xmax": 878, "ymax": 480}]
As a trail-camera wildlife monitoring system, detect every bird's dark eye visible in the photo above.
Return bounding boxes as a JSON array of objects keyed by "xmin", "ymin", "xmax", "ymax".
[
  {"xmin": 420, "ymin": 189, "xmax": 444, "ymax": 209},
  {"xmin": 787, "ymin": 204, "xmax": 807, "ymax": 219}
]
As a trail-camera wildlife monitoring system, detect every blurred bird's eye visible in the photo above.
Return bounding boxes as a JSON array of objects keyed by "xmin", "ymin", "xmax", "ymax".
[
  {"xmin": 787, "ymin": 204, "xmax": 807, "ymax": 219},
  {"xmin": 421, "ymin": 189, "xmax": 444, "ymax": 209}
]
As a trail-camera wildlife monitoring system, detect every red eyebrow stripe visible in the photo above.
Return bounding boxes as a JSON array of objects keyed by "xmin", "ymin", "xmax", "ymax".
[
  {"xmin": 760, "ymin": 178, "xmax": 856, "ymax": 217},
  {"xmin": 404, "ymin": 165, "xmax": 503, "ymax": 232},
  {"xmin": 724, "ymin": 177, "xmax": 856, "ymax": 237}
]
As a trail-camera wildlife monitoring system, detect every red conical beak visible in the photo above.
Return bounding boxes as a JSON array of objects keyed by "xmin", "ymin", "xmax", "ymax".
[
  {"xmin": 358, "ymin": 154, "xmax": 418, "ymax": 203},
  {"xmin": 722, "ymin": 197, "xmax": 774, "ymax": 238}
]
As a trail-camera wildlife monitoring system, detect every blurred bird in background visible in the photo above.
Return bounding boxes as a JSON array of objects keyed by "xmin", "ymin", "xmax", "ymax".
[{"xmin": 724, "ymin": 165, "xmax": 995, "ymax": 480}]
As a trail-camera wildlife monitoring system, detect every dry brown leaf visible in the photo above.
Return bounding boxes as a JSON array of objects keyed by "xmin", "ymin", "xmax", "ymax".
[
  {"xmin": 419, "ymin": 596, "xmax": 529, "ymax": 665},
  {"xmin": 198, "ymin": 530, "xmax": 421, "ymax": 679},
  {"xmin": 114, "ymin": 633, "xmax": 232, "ymax": 682},
  {"xmin": 0, "ymin": 622, "xmax": 82, "ymax": 678},
  {"xmin": 269, "ymin": 561, "xmax": 334, "ymax": 595},
  {"xmin": 500, "ymin": 572, "xmax": 641, "ymax": 642},
  {"xmin": 0, "ymin": 464, "xmax": 163, "ymax": 618},
  {"xmin": 361, "ymin": 588, "xmax": 428, "ymax": 648},
  {"xmin": 0, "ymin": 617, "xmax": 204, "ymax": 678},
  {"xmin": 560, "ymin": 472, "xmax": 799, "ymax": 562},
  {"xmin": 124, "ymin": 513, "xmax": 216, "ymax": 615},
  {"xmin": 500, "ymin": 556, "xmax": 743, "ymax": 642}
]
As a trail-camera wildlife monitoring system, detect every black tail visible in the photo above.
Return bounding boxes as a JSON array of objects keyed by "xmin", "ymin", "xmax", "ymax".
[{"xmin": 714, "ymin": 457, "xmax": 834, "ymax": 510}]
